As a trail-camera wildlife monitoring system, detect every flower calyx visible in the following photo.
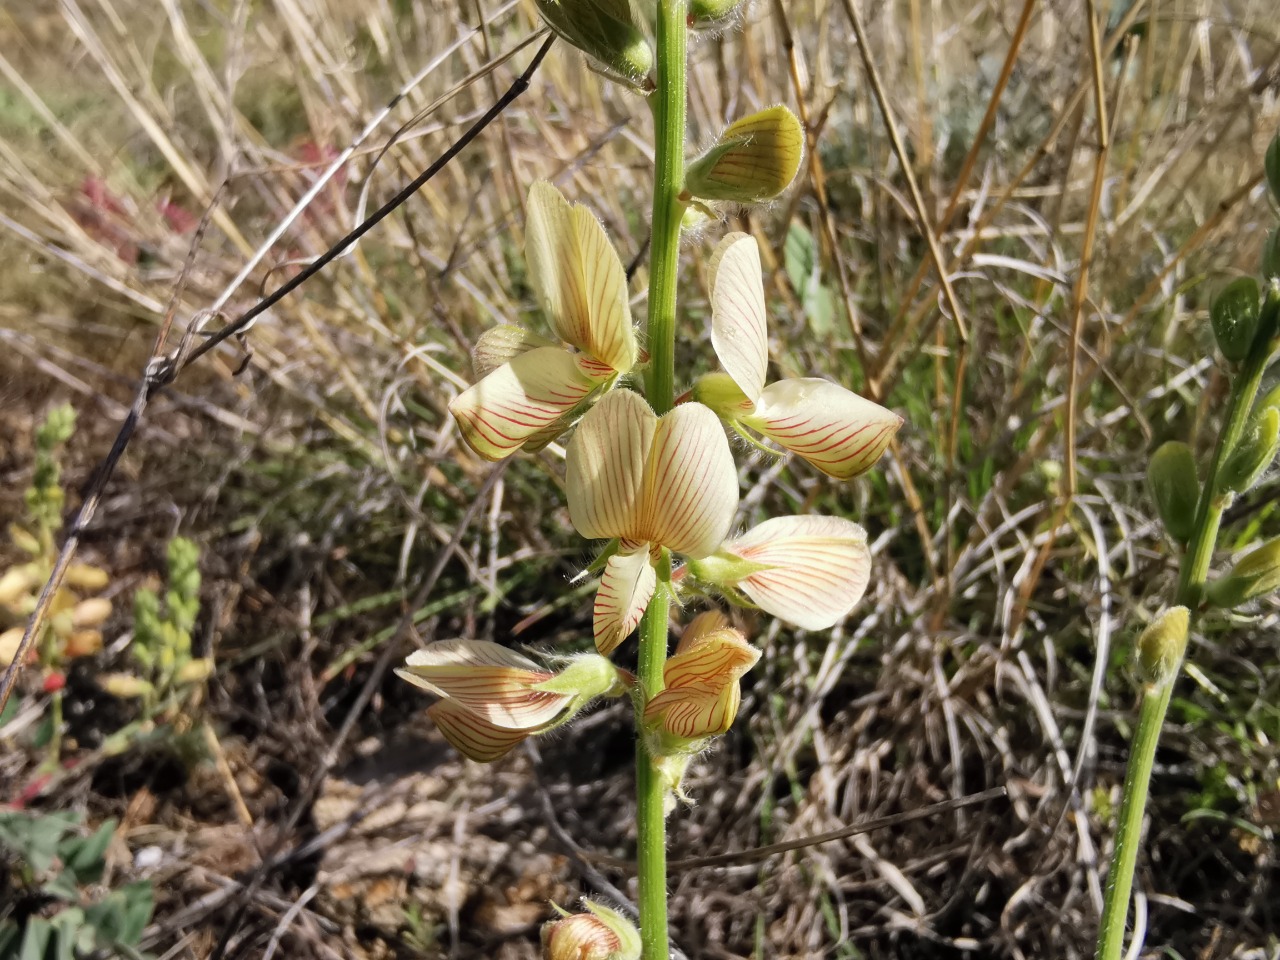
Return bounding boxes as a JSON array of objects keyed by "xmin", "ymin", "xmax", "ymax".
[
  {"xmin": 693, "ymin": 232, "xmax": 902, "ymax": 479},
  {"xmin": 396, "ymin": 640, "xmax": 629, "ymax": 762}
]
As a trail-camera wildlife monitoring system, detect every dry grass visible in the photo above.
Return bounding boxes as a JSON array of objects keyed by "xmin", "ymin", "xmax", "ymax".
[{"xmin": 1, "ymin": 1, "xmax": 1279, "ymax": 958}]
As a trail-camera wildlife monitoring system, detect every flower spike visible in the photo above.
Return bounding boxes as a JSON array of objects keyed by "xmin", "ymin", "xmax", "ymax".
[
  {"xmin": 449, "ymin": 182, "xmax": 639, "ymax": 461},
  {"xmin": 567, "ymin": 390, "xmax": 739, "ymax": 652},
  {"xmin": 695, "ymin": 233, "xmax": 903, "ymax": 479},
  {"xmin": 689, "ymin": 515, "xmax": 872, "ymax": 630}
]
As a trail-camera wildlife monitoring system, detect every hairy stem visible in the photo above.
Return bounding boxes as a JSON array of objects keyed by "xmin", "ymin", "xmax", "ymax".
[
  {"xmin": 638, "ymin": 4, "xmax": 687, "ymax": 958},
  {"xmin": 645, "ymin": 0, "xmax": 687, "ymax": 418},
  {"xmin": 636, "ymin": 584, "xmax": 672, "ymax": 960},
  {"xmin": 1096, "ymin": 331, "xmax": 1273, "ymax": 960}
]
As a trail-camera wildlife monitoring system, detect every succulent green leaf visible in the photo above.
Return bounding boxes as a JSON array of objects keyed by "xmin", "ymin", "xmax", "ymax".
[
  {"xmin": 1209, "ymin": 276, "xmax": 1260, "ymax": 363},
  {"xmin": 1266, "ymin": 130, "xmax": 1280, "ymax": 208}
]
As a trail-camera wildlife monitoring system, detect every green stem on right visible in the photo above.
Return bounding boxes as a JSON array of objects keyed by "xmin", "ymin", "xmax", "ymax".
[{"xmin": 1095, "ymin": 326, "xmax": 1274, "ymax": 960}]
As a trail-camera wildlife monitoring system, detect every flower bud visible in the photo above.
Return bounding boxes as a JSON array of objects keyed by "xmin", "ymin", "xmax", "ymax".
[
  {"xmin": 1134, "ymin": 606, "xmax": 1189, "ymax": 687},
  {"xmin": 643, "ymin": 616, "xmax": 759, "ymax": 756},
  {"xmin": 534, "ymin": 0, "xmax": 654, "ymax": 87},
  {"xmin": 1206, "ymin": 537, "xmax": 1280, "ymax": 609},
  {"xmin": 1147, "ymin": 441, "xmax": 1199, "ymax": 543},
  {"xmin": 0, "ymin": 565, "xmax": 39, "ymax": 606},
  {"xmin": 1263, "ymin": 228, "xmax": 1280, "ymax": 282},
  {"xmin": 71, "ymin": 596, "xmax": 113, "ymax": 629},
  {"xmin": 1210, "ymin": 277, "xmax": 1261, "ymax": 363},
  {"xmin": 541, "ymin": 900, "xmax": 640, "ymax": 960},
  {"xmin": 689, "ymin": 0, "xmax": 748, "ymax": 28},
  {"xmin": 1221, "ymin": 406, "xmax": 1279, "ymax": 494},
  {"xmin": 684, "ymin": 106, "xmax": 804, "ymax": 204},
  {"xmin": 64, "ymin": 563, "xmax": 110, "ymax": 591},
  {"xmin": 1266, "ymin": 131, "xmax": 1280, "ymax": 208}
]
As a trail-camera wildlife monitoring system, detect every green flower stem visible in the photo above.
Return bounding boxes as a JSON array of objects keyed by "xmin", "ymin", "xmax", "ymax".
[
  {"xmin": 645, "ymin": 0, "xmax": 687, "ymax": 418},
  {"xmin": 636, "ymin": 583, "xmax": 671, "ymax": 960},
  {"xmin": 1096, "ymin": 330, "xmax": 1274, "ymax": 960},
  {"xmin": 638, "ymin": 4, "xmax": 687, "ymax": 958}
]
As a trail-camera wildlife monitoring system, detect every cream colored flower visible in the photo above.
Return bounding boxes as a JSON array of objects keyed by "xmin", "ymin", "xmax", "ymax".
[
  {"xmin": 566, "ymin": 390, "xmax": 738, "ymax": 653},
  {"xmin": 449, "ymin": 182, "xmax": 638, "ymax": 460},
  {"xmin": 695, "ymin": 232, "xmax": 902, "ymax": 479}
]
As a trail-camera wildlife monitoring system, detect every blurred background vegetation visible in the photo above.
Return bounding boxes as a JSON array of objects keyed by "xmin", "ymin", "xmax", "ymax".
[{"xmin": 0, "ymin": 1, "xmax": 1277, "ymax": 957}]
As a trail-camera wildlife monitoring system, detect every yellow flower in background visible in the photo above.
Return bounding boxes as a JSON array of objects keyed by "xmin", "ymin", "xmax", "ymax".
[{"xmin": 397, "ymin": 640, "xmax": 628, "ymax": 762}]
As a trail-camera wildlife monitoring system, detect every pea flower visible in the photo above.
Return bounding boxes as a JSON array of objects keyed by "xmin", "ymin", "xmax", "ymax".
[
  {"xmin": 449, "ymin": 181, "xmax": 638, "ymax": 460},
  {"xmin": 694, "ymin": 232, "xmax": 902, "ymax": 479},
  {"xmin": 396, "ymin": 640, "xmax": 628, "ymax": 762},
  {"xmin": 641, "ymin": 611, "xmax": 759, "ymax": 804},
  {"xmin": 643, "ymin": 611, "xmax": 759, "ymax": 748},
  {"xmin": 541, "ymin": 899, "xmax": 641, "ymax": 960},
  {"xmin": 566, "ymin": 389, "xmax": 739, "ymax": 653},
  {"xmin": 687, "ymin": 515, "xmax": 871, "ymax": 630}
]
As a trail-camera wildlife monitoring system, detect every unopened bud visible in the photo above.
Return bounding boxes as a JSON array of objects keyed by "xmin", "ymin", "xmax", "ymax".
[
  {"xmin": 176, "ymin": 657, "xmax": 215, "ymax": 685},
  {"xmin": 0, "ymin": 566, "xmax": 39, "ymax": 606},
  {"xmin": 1210, "ymin": 277, "xmax": 1261, "ymax": 363},
  {"xmin": 64, "ymin": 563, "xmax": 110, "ymax": 591},
  {"xmin": 1134, "ymin": 606, "xmax": 1189, "ymax": 687},
  {"xmin": 1206, "ymin": 537, "xmax": 1280, "ymax": 609},
  {"xmin": 1147, "ymin": 441, "xmax": 1199, "ymax": 543},
  {"xmin": 71, "ymin": 597, "xmax": 113, "ymax": 629},
  {"xmin": 541, "ymin": 900, "xmax": 641, "ymax": 960},
  {"xmin": 685, "ymin": 105, "xmax": 804, "ymax": 204},
  {"xmin": 534, "ymin": 653, "xmax": 630, "ymax": 704},
  {"xmin": 1266, "ymin": 131, "xmax": 1280, "ymax": 208},
  {"xmin": 1263, "ymin": 228, "xmax": 1280, "ymax": 282},
  {"xmin": 689, "ymin": 0, "xmax": 748, "ymax": 28},
  {"xmin": 1221, "ymin": 406, "xmax": 1279, "ymax": 494},
  {"xmin": 534, "ymin": 0, "xmax": 654, "ymax": 87}
]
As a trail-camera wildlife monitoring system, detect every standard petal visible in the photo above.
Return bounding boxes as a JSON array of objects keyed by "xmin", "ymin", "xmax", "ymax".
[
  {"xmin": 725, "ymin": 515, "xmax": 871, "ymax": 630},
  {"xmin": 472, "ymin": 324, "xmax": 557, "ymax": 380},
  {"xmin": 397, "ymin": 639, "xmax": 569, "ymax": 729},
  {"xmin": 525, "ymin": 181, "xmax": 636, "ymax": 372},
  {"xmin": 567, "ymin": 389, "xmax": 654, "ymax": 541},
  {"xmin": 709, "ymin": 232, "xmax": 768, "ymax": 402},
  {"xmin": 745, "ymin": 378, "xmax": 903, "ymax": 480},
  {"xmin": 638, "ymin": 402, "xmax": 738, "ymax": 558},
  {"xmin": 663, "ymin": 627, "xmax": 759, "ymax": 689},
  {"xmin": 428, "ymin": 700, "xmax": 530, "ymax": 762},
  {"xmin": 593, "ymin": 547, "xmax": 657, "ymax": 655},
  {"xmin": 449, "ymin": 347, "xmax": 597, "ymax": 461},
  {"xmin": 673, "ymin": 609, "xmax": 732, "ymax": 655}
]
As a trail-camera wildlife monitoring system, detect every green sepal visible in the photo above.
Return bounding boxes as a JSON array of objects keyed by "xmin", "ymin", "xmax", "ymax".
[
  {"xmin": 1206, "ymin": 537, "xmax": 1280, "ymax": 609},
  {"xmin": 1209, "ymin": 277, "xmax": 1260, "ymax": 363},
  {"xmin": 1221, "ymin": 406, "xmax": 1279, "ymax": 494},
  {"xmin": 1147, "ymin": 441, "xmax": 1199, "ymax": 543},
  {"xmin": 686, "ymin": 551, "xmax": 773, "ymax": 587}
]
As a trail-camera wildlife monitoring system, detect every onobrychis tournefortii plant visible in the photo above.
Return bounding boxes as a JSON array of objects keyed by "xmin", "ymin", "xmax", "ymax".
[{"xmin": 395, "ymin": 2, "xmax": 904, "ymax": 955}]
